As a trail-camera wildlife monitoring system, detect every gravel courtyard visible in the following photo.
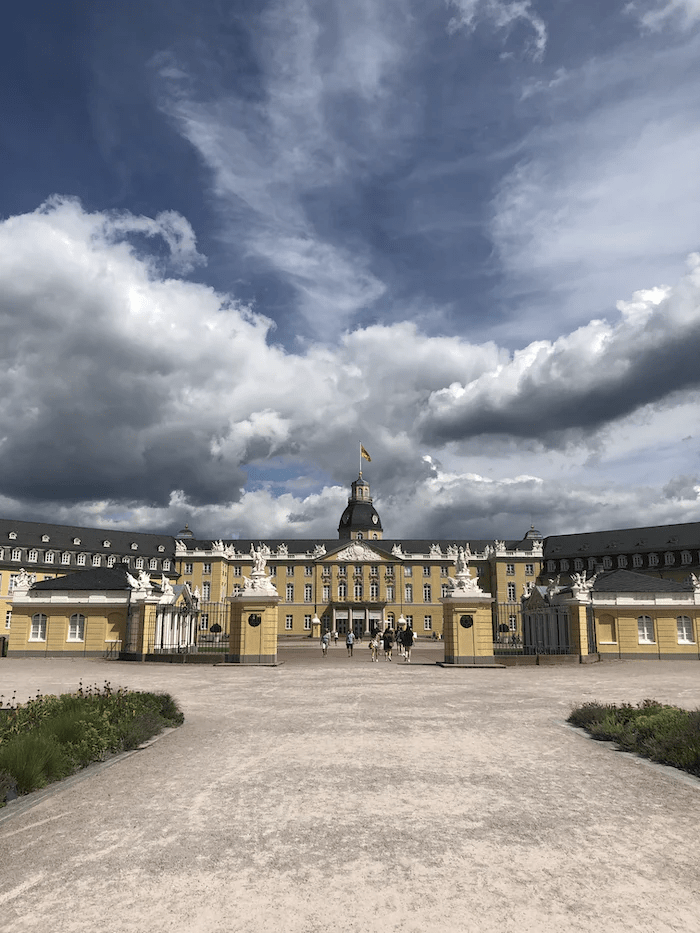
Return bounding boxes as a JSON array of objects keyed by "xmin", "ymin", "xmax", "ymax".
[{"xmin": 1, "ymin": 651, "xmax": 699, "ymax": 933}]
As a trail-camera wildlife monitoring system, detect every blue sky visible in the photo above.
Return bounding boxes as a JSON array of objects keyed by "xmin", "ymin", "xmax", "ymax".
[{"xmin": 2, "ymin": 0, "xmax": 700, "ymax": 541}]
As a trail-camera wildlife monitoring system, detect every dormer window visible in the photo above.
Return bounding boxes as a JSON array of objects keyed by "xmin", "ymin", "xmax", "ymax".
[
  {"xmin": 41, "ymin": 535, "xmax": 50, "ymax": 543},
  {"xmin": 73, "ymin": 538, "xmax": 81, "ymax": 545},
  {"xmin": 11, "ymin": 548, "xmax": 21, "ymax": 561},
  {"xmin": 103, "ymin": 540, "xmax": 111, "ymax": 548},
  {"xmin": 131, "ymin": 543, "xmax": 138, "ymax": 550},
  {"xmin": 8, "ymin": 532, "xmax": 17, "ymax": 540},
  {"xmin": 76, "ymin": 554, "xmax": 86, "ymax": 565},
  {"xmin": 28, "ymin": 550, "xmax": 38, "ymax": 562},
  {"xmin": 158, "ymin": 545, "xmax": 165, "ymax": 552}
]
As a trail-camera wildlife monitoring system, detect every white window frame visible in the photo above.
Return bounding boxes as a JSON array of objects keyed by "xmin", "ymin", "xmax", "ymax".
[
  {"xmin": 677, "ymin": 616, "xmax": 695, "ymax": 644},
  {"xmin": 149, "ymin": 559, "xmax": 157, "ymax": 571},
  {"xmin": 202, "ymin": 582, "xmax": 211, "ymax": 600},
  {"xmin": 507, "ymin": 582, "xmax": 516, "ymax": 601},
  {"xmin": 11, "ymin": 548, "xmax": 21, "ymax": 561},
  {"xmin": 370, "ymin": 582, "xmax": 379, "ymax": 600},
  {"xmin": 304, "ymin": 584, "xmax": 313, "ymax": 602},
  {"xmin": 163, "ymin": 559, "xmax": 171, "ymax": 571},
  {"xmin": 404, "ymin": 565, "xmax": 413, "ymax": 577},
  {"xmin": 525, "ymin": 563, "xmax": 534, "ymax": 576},
  {"xmin": 404, "ymin": 584, "xmax": 413, "ymax": 603},
  {"xmin": 637, "ymin": 615, "xmax": 655, "ymax": 644},
  {"xmin": 135, "ymin": 558, "xmax": 144, "ymax": 569},
  {"xmin": 286, "ymin": 584, "xmax": 294, "ymax": 602},
  {"xmin": 184, "ymin": 562, "xmax": 193, "ymax": 574},
  {"xmin": 203, "ymin": 563, "xmax": 212, "ymax": 575},
  {"xmin": 61, "ymin": 552, "xmax": 71, "ymax": 565},
  {"xmin": 92, "ymin": 555, "xmax": 101, "ymax": 567},
  {"xmin": 285, "ymin": 615, "xmax": 293, "ymax": 631},
  {"xmin": 68, "ymin": 613, "xmax": 85, "ymax": 642},
  {"xmin": 323, "ymin": 585, "xmax": 330, "ymax": 601},
  {"xmin": 506, "ymin": 563, "xmax": 515, "ymax": 575},
  {"xmin": 423, "ymin": 615, "xmax": 432, "ymax": 631},
  {"xmin": 354, "ymin": 582, "xmax": 363, "ymax": 600},
  {"xmin": 304, "ymin": 615, "xmax": 312, "ymax": 630},
  {"xmin": 27, "ymin": 549, "xmax": 38, "ymax": 562},
  {"xmin": 5, "ymin": 610, "xmax": 11, "ymax": 630},
  {"xmin": 632, "ymin": 554, "xmax": 643, "ymax": 568},
  {"xmin": 304, "ymin": 565, "xmax": 313, "ymax": 577},
  {"xmin": 45, "ymin": 551, "xmax": 54, "ymax": 563},
  {"xmin": 386, "ymin": 585, "xmax": 394, "ymax": 601},
  {"xmin": 30, "ymin": 613, "xmax": 47, "ymax": 641},
  {"xmin": 338, "ymin": 582, "xmax": 347, "ymax": 599},
  {"xmin": 423, "ymin": 583, "xmax": 432, "ymax": 602},
  {"xmin": 107, "ymin": 555, "xmax": 116, "ymax": 567}
]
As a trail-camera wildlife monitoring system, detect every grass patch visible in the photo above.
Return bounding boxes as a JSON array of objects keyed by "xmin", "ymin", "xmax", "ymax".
[
  {"xmin": 0, "ymin": 680, "xmax": 184, "ymax": 804},
  {"xmin": 568, "ymin": 698, "xmax": 700, "ymax": 777}
]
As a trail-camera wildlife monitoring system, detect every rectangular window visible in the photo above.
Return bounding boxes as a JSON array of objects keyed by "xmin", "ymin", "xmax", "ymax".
[
  {"xmin": 233, "ymin": 565, "xmax": 242, "ymax": 576},
  {"xmin": 681, "ymin": 551, "xmax": 693, "ymax": 565},
  {"xmin": 338, "ymin": 565, "xmax": 346, "ymax": 576},
  {"xmin": 203, "ymin": 563, "xmax": 212, "ymax": 574},
  {"xmin": 424, "ymin": 615, "xmax": 432, "ymax": 631},
  {"xmin": 423, "ymin": 584, "xmax": 432, "ymax": 602},
  {"xmin": 404, "ymin": 615, "xmax": 413, "ymax": 627},
  {"xmin": 45, "ymin": 551, "xmax": 54, "ymax": 563},
  {"xmin": 5, "ymin": 610, "xmax": 11, "ymax": 630},
  {"xmin": 92, "ymin": 555, "xmax": 101, "ymax": 567},
  {"xmin": 573, "ymin": 559, "xmax": 583, "ymax": 571},
  {"xmin": 441, "ymin": 583, "xmax": 450, "ymax": 598},
  {"xmin": 525, "ymin": 563, "xmax": 534, "ymax": 576},
  {"xmin": 287, "ymin": 565, "xmax": 294, "ymax": 576},
  {"xmin": 269, "ymin": 565, "xmax": 276, "ymax": 576},
  {"xmin": 560, "ymin": 559, "xmax": 569, "ymax": 571},
  {"xmin": 149, "ymin": 558, "xmax": 157, "ymax": 571},
  {"xmin": 107, "ymin": 555, "xmax": 116, "ymax": 567},
  {"xmin": 507, "ymin": 582, "xmax": 516, "ymax": 601},
  {"xmin": 665, "ymin": 552, "xmax": 675, "ymax": 565},
  {"xmin": 163, "ymin": 559, "xmax": 171, "ymax": 571},
  {"xmin": 202, "ymin": 582, "xmax": 211, "ymax": 600},
  {"xmin": 405, "ymin": 584, "xmax": 413, "ymax": 603},
  {"xmin": 633, "ymin": 554, "xmax": 643, "ymax": 568},
  {"xmin": 286, "ymin": 584, "xmax": 294, "ymax": 601},
  {"xmin": 232, "ymin": 585, "xmax": 241, "ymax": 597},
  {"xmin": 304, "ymin": 565, "xmax": 313, "ymax": 576},
  {"xmin": 440, "ymin": 565, "xmax": 448, "ymax": 576},
  {"xmin": 386, "ymin": 564, "xmax": 394, "ymax": 577},
  {"xmin": 27, "ymin": 550, "xmax": 38, "ymax": 562},
  {"xmin": 8, "ymin": 574, "xmax": 18, "ymax": 593},
  {"xmin": 637, "ymin": 616, "xmax": 655, "ymax": 644},
  {"xmin": 11, "ymin": 548, "xmax": 21, "ymax": 561},
  {"xmin": 509, "ymin": 615, "xmax": 517, "ymax": 632},
  {"xmin": 304, "ymin": 584, "xmax": 313, "ymax": 602},
  {"xmin": 285, "ymin": 615, "xmax": 293, "ymax": 631},
  {"xmin": 185, "ymin": 562, "xmax": 193, "ymax": 574},
  {"xmin": 304, "ymin": 614, "xmax": 312, "ymax": 630},
  {"xmin": 338, "ymin": 582, "xmax": 347, "ymax": 599},
  {"xmin": 370, "ymin": 582, "xmax": 379, "ymax": 600},
  {"xmin": 506, "ymin": 563, "xmax": 515, "ymax": 575},
  {"xmin": 423, "ymin": 566, "xmax": 431, "ymax": 577},
  {"xmin": 61, "ymin": 552, "xmax": 71, "ymax": 565},
  {"xmin": 648, "ymin": 553, "xmax": 659, "ymax": 567},
  {"xmin": 370, "ymin": 565, "xmax": 378, "ymax": 576},
  {"xmin": 617, "ymin": 556, "xmax": 628, "ymax": 568},
  {"xmin": 323, "ymin": 585, "xmax": 330, "ymax": 601},
  {"xmin": 677, "ymin": 616, "xmax": 695, "ymax": 644},
  {"xmin": 200, "ymin": 614, "xmax": 209, "ymax": 631},
  {"xmin": 354, "ymin": 583, "xmax": 363, "ymax": 600},
  {"xmin": 386, "ymin": 585, "xmax": 394, "ymax": 601},
  {"xmin": 135, "ymin": 558, "xmax": 144, "ymax": 569},
  {"xmin": 404, "ymin": 566, "xmax": 413, "ymax": 577}
]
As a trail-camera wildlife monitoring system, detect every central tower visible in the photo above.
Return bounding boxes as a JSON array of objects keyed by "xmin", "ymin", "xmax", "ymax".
[{"xmin": 337, "ymin": 473, "xmax": 383, "ymax": 540}]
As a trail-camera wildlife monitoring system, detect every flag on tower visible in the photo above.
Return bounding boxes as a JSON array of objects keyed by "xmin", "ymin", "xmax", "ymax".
[{"xmin": 360, "ymin": 444, "xmax": 371, "ymax": 462}]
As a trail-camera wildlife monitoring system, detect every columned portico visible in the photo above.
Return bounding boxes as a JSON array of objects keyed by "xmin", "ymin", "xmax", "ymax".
[{"xmin": 330, "ymin": 602, "xmax": 387, "ymax": 636}]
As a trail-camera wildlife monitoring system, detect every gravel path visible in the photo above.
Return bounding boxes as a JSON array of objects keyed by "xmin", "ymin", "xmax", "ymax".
[{"xmin": 1, "ymin": 654, "xmax": 699, "ymax": 933}]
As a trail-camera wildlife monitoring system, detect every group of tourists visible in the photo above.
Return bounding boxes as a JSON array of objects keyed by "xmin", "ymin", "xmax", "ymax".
[{"xmin": 321, "ymin": 626, "xmax": 416, "ymax": 661}]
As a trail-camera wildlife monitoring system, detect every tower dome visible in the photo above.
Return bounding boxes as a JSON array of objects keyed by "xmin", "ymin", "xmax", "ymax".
[{"xmin": 338, "ymin": 473, "xmax": 383, "ymax": 540}]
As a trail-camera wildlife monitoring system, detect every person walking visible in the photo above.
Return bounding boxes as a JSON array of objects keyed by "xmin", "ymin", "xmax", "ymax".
[
  {"xmin": 382, "ymin": 628, "xmax": 393, "ymax": 661},
  {"xmin": 334, "ymin": 631, "xmax": 339, "ymax": 646},
  {"xmin": 346, "ymin": 629, "xmax": 355, "ymax": 656},
  {"xmin": 403, "ymin": 626, "xmax": 414, "ymax": 663},
  {"xmin": 321, "ymin": 631, "xmax": 330, "ymax": 656}
]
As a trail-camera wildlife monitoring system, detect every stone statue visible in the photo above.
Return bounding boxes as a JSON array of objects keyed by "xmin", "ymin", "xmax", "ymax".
[
  {"xmin": 429, "ymin": 544, "xmax": 442, "ymax": 558},
  {"xmin": 391, "ymin": 544, "xmax": 404, "ymax": 558},
  {"xmin": 277, "ymin": 543, "xmax": 289, "ymax": 558},
  {"xmin": 570, "ymin": 571, "xmax": 597, "ymax": 599},
  {"xmin": 175, "ymin": 539, "xmax": 188, "ymax": 554},
  {"xmin": 312, "ymin": 544, "xmax": 326, "ymax": 558},
  {"xmin": 14, "ymin": 568, "xmax": 33, "ymax": 591},
  {"xmin": 250, "ymin": 544, "xmax": 268, "ymax": 575},
  {"xmin": 160, "ymin": 575, "xmax": 174, "ymax": 597}
]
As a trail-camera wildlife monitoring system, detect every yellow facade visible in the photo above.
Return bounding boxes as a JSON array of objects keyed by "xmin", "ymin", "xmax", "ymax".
[
  {"xmin": 593, "ymin": 607, "xmax": 700, "ymax": 660},
  {"xmin": 8, "ymin": 603, "xmax": 126, "ymax": 657}
]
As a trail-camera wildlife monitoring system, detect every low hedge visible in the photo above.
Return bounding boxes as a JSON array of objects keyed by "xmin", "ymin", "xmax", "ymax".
[
  {"xmin": 568, "ymin": 698, "xmax": 700, "ymax": 777},
  {"xmin": 0, "ymin": 680, "xmax": 184, "ymax": 804}
]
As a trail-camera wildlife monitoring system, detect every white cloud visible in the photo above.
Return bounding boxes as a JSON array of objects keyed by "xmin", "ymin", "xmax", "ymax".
[
  {"xmin": 153, "ymin": 0, "xmax": 419, "ymax": 333},
  {"xmin": 490, "ymin": 31, "xmax": 700, "ymax": 343},
  {"xmin": 446, "ymin": 0, "xmax": 547, "ymax": 59},
  {"xmin": 3, "ymin": 197, "xmax": 700, "ymax": 539},
  {"xmin": 629, "ymin": 0, "xmax": 700, "ymax": 30}
]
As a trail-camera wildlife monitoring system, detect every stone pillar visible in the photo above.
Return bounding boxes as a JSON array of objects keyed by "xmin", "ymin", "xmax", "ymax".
[
  {"xmin": 440, "ymin": 593, "xmax": 495, "ymax": 665},
  {"xmin": 563, "ymin": 598, "xmax": 592, "ymax": 659},
  {"xmin": 227, "ymin": 595, "xmax": 280, "ymax": 664}
]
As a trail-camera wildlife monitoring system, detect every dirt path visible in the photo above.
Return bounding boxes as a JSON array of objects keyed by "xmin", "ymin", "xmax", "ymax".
[{"xmin": 1, "ymin": 656, "xmax": 699, "ymax": 933}]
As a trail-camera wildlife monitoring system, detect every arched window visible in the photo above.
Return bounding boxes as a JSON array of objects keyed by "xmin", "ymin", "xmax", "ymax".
[
  {"xmin": 617, "ymin": 555, "xmax": 627, "ymax": 568},
  {"xmin": 354, "ymin": 582, "xmax": 363, "ymax": 600},
  {"xmin": 30, "ymin": 613, "xmax": 47, "ymax": 641},
  {"xmin": 92, "ymin": 555, "xmax": 101, "ymax": 567},
  {"xmin": 107, "ymin": 555, "xmax": 116, "ymax": 567},
  {"xmin": 681, "ymin": 551, "xmax": 693, "ymax": 565},
  {"xmin": 338, "ymin": 582, "xmax": 347, "ymax": 599},
  {"xmin": 356, "ymin": 532, "xmax": 363, "ymax": 540},
  {"xmin": 68, "ymin": 614, "xmax": 85, "ymax": 641},
  {"xmin": 637, "ymin": 615, "xmax": 654, "ymax": 644},
  {"xmin": 76, "ymin": 553, "xmax": 86, "ymax": 565},
  {"xmin": 11, "ymin": 548, "xmax": 21, "ymax": 561},
  {"xmin": 602, "ymin": 556, "xmax": 612, "ymax": 569},
  {"xmin": 677, "ymin": 616, "xmax": 694, "ymax": 644},
  {"xmin": 135, "ymin": 558, "xmax": 144, "ymax": 569},
  {"xmin": 27, "ymin": 549, "xmax": 38, "ymax": 562},
  {"xmin": 45, "ymin": 551, "xmax": 54, "ymax": 563},
  {"xmin": 149, "ymin": 559, "xmax": 158, "ymax": 571}
]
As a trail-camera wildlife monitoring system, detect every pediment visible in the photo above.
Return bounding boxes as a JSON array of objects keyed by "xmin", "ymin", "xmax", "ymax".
[{"xmin": 329, "ymin": 542, "xmax": 387, "ymax": 563}]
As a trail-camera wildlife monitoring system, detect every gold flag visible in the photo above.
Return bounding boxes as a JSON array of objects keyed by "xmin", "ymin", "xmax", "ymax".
[{"xmin": 360, "ymin": 444, "xmax": 371, "ymax": 462}]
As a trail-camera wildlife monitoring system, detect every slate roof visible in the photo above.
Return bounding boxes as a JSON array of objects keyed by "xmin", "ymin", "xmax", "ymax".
[
  {"xmin": 544, "ymin": 521, "xmax": 700, "ymax": 558},
  {"xmin": 183, "ymin": 537, "xmax": 539, "ymax": 556},
  {"xmin": 592, "ymin": 569, "xmax": 693, "ymax": 593},
  {"xmin": 31, "ymin": 566, "xmax": 133, "ymax": 591},
  {"xmin": 0, "ymin": 518, "xmax": 174, "ymax": 556}
]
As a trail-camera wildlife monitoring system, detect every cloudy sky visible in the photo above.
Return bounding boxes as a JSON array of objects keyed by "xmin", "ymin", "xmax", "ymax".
[{"xmin": 2, "ymin": 0, "xmax": 700, "ymax": 542}]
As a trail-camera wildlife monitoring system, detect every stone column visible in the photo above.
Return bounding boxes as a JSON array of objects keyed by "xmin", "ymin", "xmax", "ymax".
[{"xmin": 440, "ymin": 593, "xmax": 495, "ymax": 665}]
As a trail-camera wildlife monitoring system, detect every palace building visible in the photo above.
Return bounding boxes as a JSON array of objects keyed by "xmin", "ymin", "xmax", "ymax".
[{"xmin": 2, "ymin": 471, "xmax": 700, "ymax": 660}]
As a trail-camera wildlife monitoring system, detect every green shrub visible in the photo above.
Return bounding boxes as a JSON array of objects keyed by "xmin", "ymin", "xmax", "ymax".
[
  {"xmin": 568, "ymin": 699, "xmax": 700, "ymax": 777},
  {"xmin": 0, "ymin": 682, "xmax": 184, "ymax": 805}
]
